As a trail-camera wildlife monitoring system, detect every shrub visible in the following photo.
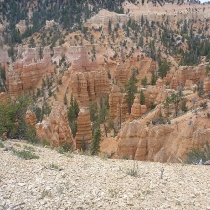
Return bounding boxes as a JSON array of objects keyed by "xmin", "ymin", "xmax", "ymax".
[
  {"xmin": 150, "ymin": 101, "xmax": 157, "ymax": 109},
  {"xmin": 126, "ymin": 163, "xmax": 139, "ymax": 177},
  {"xmin": 49, "ymin": 163, "xmax": 59, "ymax": 170},
  {"xmin": 25, "ymin": 125, "xmax": 40, "ymax": 144},
  {"xmin": 56, "ymin": 147, "xmax": 65, "ymax": 154},
  {"xmin": 181, "ymin": 100, "xmax": 188, "ymax": 113},
  {"xmin": 41, "ymin": 140, "xmax": 50, "ymax": 147},
  {"xmin": 24, "ymin": 145, "xmax": 35, "ymax": 152},
  {"xmin": 60, "ymin": 142, "xmax": 72, "ymax": 152},
  {"xmin": 200, "ymin": 101, "xmax": 208, "ymax": 109},
  {"xmin": 186, "ymin": 142, "xmax": 210, "ymax": 164},
  {"xmin": 81, "ymin": 138, "xmax": 88, "ymax": 152}
]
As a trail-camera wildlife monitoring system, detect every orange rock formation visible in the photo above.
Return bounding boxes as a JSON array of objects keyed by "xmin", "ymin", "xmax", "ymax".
[
  {"xmin": 68, "ymin": 71, "xmax": 110, "ymax": 106},
  {"xmin": 7, "ymin": 47, "xmax": 54, "ymax": 96},
  {"xmin": 36, "ymin": 102, "xmax": 75, "ymax": 147},
  {"xmin": 25, "ymin": 110, "xmax": 37, "ymax": 127},
  {"xmin": 116, "ymin": 104, "xmax": 210, "ymax": 162},
  {"xmin": 75, "ymin": 107, "xmax": 92, "ymax": 150}
]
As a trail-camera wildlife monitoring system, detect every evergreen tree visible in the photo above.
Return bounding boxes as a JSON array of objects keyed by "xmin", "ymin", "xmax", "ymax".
[
  {"xmin": 67, "ymin": 94, "xmax": 80, "ymax": 137},
  {"xmin": 158, "ymin": 60, "xmax": 170, "ymax": 79},
  {"xmin": 165, "ymin": 91, "xmax": 184, "ymax": 117},
  {"xmin": 0, "ymin": 94, "xmax": 30, "ymax": 138},
  {"xmin": 151, "ymin": 71, "xmax": 157, "ymax": 86},
  {"xmin": 108, "ymin": 20, "xmax": 112, "ymax": 35},
  {"xmin": 140, "ymin": 90, "xmax": 145, "ymax": 105},
  {"xmin": 64, "ymin": 93, "xmax": 68, "ymax": 105},
  {"xmin": 91, "ymin": 128, "xmax": 101, "ymax": 155},
  {"xmin": 141, "ymin": 76, "xmax": 147, "ymax": 87},
  {"xmin": 124, "ymin": 73, "xmax": 138, "ymax": 114}
]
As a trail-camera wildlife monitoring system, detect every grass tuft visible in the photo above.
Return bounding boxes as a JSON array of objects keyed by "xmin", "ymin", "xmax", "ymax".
[
  {"xmin": 49, "ymin": 163, "xmax": 59, "ymax": 170},
  {"xmin": 13, "ymin": 148, "xmax": 39, "ymax": 160}
]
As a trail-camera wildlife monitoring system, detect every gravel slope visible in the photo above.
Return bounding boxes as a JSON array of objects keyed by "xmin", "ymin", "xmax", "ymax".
[{"xmin": 1, "ymin": 140, "xmax": 210, "ymax": 210}]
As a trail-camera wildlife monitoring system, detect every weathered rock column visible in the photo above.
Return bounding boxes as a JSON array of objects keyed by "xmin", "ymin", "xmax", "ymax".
[{"xmin": 75, "ymin": 107, "xmax": 92, "ymax": 150}]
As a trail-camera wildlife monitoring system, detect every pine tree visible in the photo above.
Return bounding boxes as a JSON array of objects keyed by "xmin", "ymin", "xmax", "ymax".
[
  {"xmin": 140, "ymin": 90, "xmax": 145, "ymax": 105},
  {"xmin": 151, "ymin": 71, "xmax": 157, "ymax": 85},
  {"xmin": 91, "ymin": 128, "xmax": 101, "ymax": 155},
  {"xmin": 141, "ymin": 76, "xmax": 147, "ymax": 87},
  {"xmin": 64, "ymin": 93, "xmax": 67, "ymax": 105},
  {"xmin": 108, "ymin": 20, "xmax": 112, "ymax": 35},
  {"xmin": 67, "ymin": 94, "xmax": 80, "ymax": 137},
  {"xmin": 124, "ymin": 73, "xmax": 138, "ymax": 114},
  {"xmin": 158, "ymin": 60, "xmax": 170, "ymax": 79},
  {"xmin": 0, "ymin": 94, "xmax": 29, "ymax": 138}
]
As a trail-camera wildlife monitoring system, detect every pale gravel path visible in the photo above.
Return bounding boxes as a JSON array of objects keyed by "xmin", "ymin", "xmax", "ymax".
[{"xmin": 1, "ymin": 140, "xmax": 210, "ymax": 210}]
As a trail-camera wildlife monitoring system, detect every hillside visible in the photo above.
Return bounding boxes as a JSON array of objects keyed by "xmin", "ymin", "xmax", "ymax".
[
  {"xmin": 1, "ymin": 140, "xmax": 210, "ymax": 209},
  {"xmin": 1, "ymin": 0, "xmax": 210, "ymax": 164}
]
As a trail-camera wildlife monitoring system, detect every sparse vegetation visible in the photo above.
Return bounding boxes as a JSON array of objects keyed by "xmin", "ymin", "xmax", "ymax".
[
  {"xmin": 200, "ymin": 101, "xmax": 208, "ymax": 109},
  {"xmin": 49, "ymin": 163, "xmax": 59, "ymax": 170},
  {"xmin": 13, "ymin": 148, "xmax": 39, "ymax": 160},
  {"xmin": 126, "ymin": 163, "xmax": 139, "ymax": 177},
  {"xmin": 0, "ymin": 142, "xmax": 4, "ymax": 148},
  {"xmin": 39, "ymin": 190, "xmax": 51, "ymax": 200}
]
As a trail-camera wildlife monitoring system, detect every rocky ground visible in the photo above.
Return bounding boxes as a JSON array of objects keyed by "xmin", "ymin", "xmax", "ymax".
[{"xmin": 1, "ymin": 140, "xmax": 210, "ymax": 210}]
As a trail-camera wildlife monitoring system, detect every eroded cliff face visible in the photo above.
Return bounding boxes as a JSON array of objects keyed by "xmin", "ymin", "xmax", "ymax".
[
  {"xmin": 66, "ymin": 71, "xmax": 110, "ymax": 106},
  {"xmin": 36, "ymin": 102, "xmax": 75, "ymax": 148},
  {"xmin": 116, "ymin": 104, "xmax": 210, "ymax": 163},
  {"xmin": 7, "ymin": 47, "xmax": 54, "ymax": 96}
]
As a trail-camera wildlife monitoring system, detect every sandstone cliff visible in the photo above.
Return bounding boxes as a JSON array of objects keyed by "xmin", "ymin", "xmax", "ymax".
[{"xmin": 116, "ymin": 103, "xmax": 210, "ymax": 162}]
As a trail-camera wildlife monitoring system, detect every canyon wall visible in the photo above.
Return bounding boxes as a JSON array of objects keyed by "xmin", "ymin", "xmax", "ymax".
[{"xmin": 7, "ymin": 47, "xmax": 54, "ymax": 96}]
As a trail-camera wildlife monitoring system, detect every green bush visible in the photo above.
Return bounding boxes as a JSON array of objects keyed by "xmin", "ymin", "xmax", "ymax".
[
  {"xmin": 60, "ymin": 142, "xmax": 72, "ymax": 152},
  {"xmin": 0, "ymin": 95, "xmax": 29, "ymax": 139},
  {"xmin": 200, "ymin": 101, "xmax": 208, "ymax": 109},
  {"xmin": 81, "ymin": 138, "xmax": 88, "ymax": 152},
  {"xmin": 41, "ymin": 140, "xmax": 50, "ymax": 147},
  {"xmin": 186, "ymin": 142, "xmax": 210, "ymax": 164},
  {"xmin": 150, "ymin": 101, "xmax": 157, "ymax": 109},
  {"xmin": 25, "ymin": 125, "xmax": 40, "ymax": 144}
]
